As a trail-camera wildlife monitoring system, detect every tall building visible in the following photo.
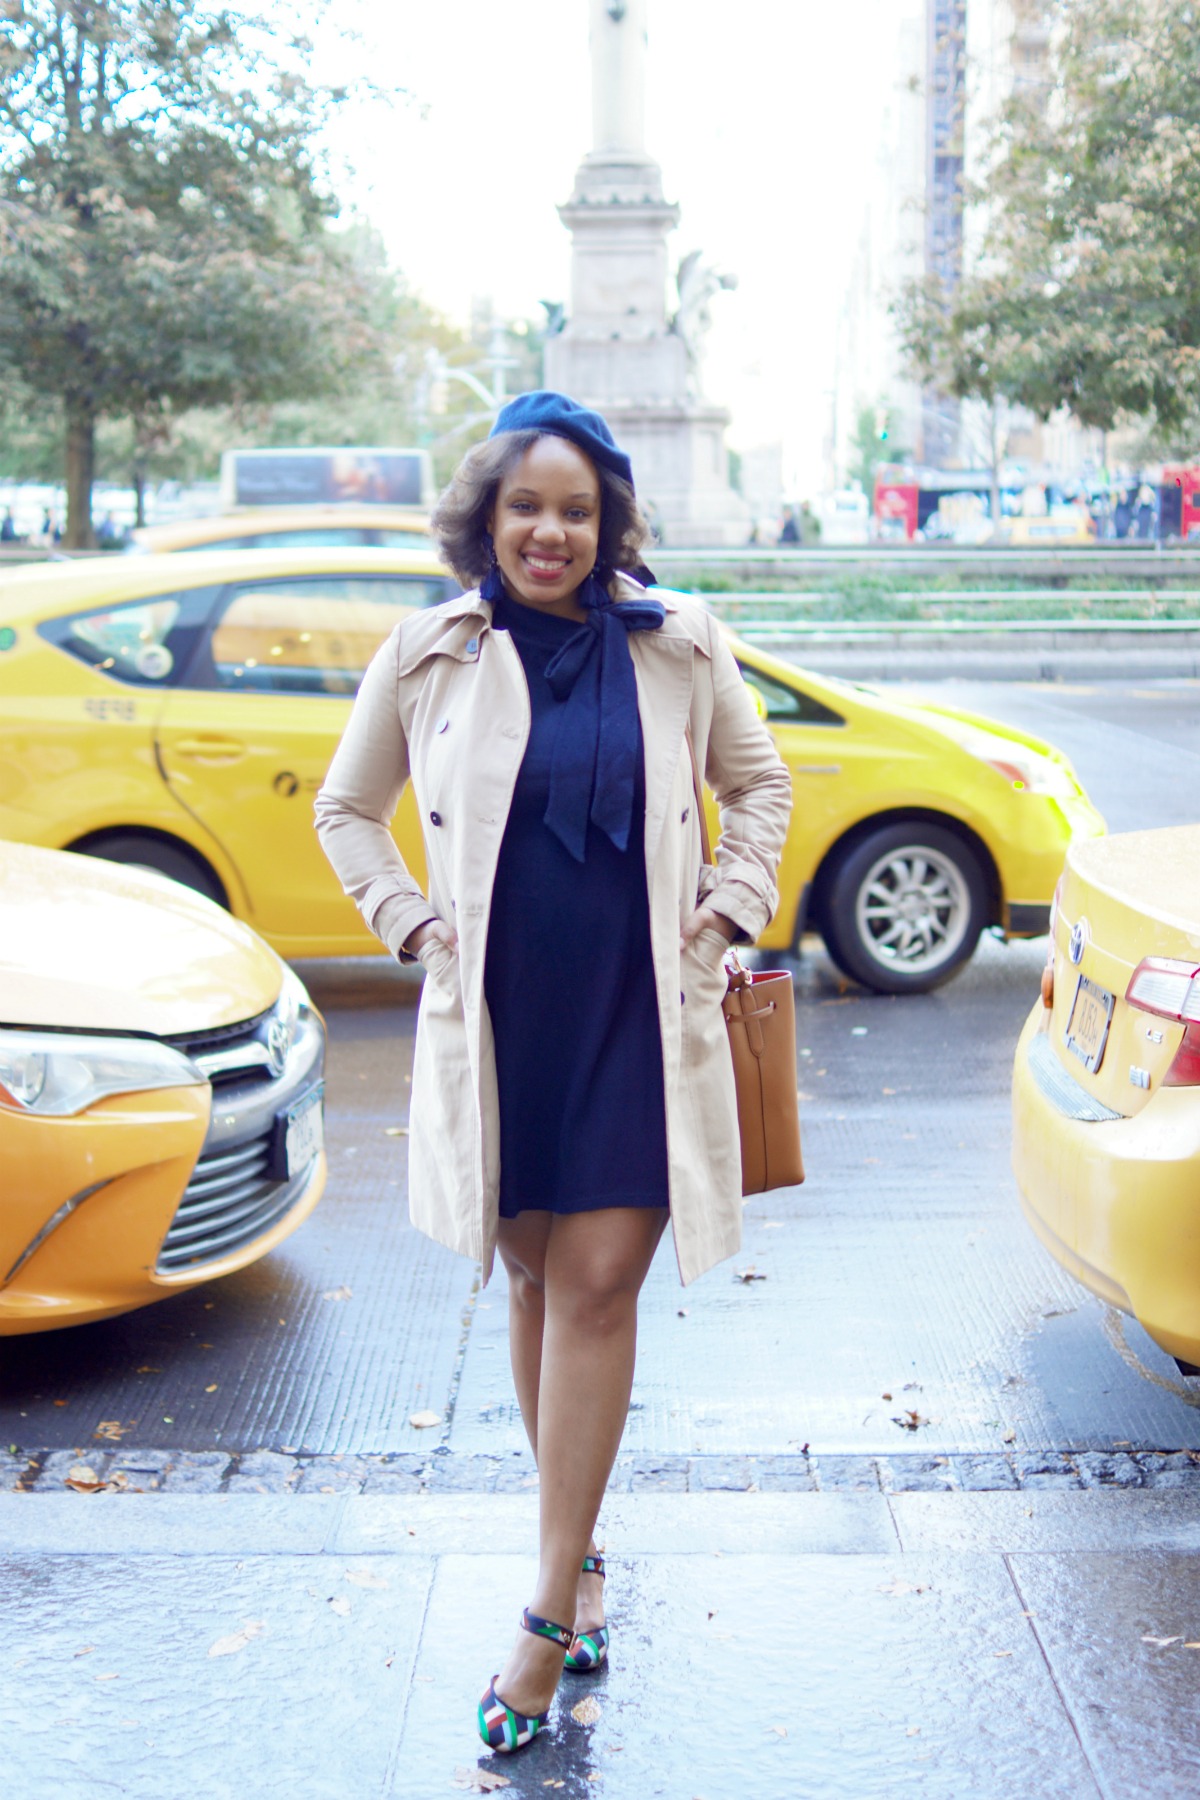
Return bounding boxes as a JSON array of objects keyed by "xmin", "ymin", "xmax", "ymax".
[
  {"xmin": 833, "ymin": 0, "xmax": 1105, "ymax": 493},
  {"xmin": 923, "ymin": 0, "xmax": 968, "ymax": 466}
]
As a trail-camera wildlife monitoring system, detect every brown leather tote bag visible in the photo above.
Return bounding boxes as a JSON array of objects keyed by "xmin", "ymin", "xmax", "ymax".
[{"xmin": 687, "ymin": 737, "xmax": 805, "ymax": 1195}]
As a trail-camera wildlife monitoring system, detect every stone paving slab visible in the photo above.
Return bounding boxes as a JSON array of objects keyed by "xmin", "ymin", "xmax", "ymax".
[
  {"xmin": 0, "ymin": 1491, "xmax": 344, "ymax": 1555},
  {"xmin": 329, "ymin": 1492, "xmax": 898, "ymax": 1559},
  {"xmin": 890, "ymin": 1490, "xmax": 1200, "ymax": 1555},
  {"xmin": 402, "ymin": 1551, "xmax": 1099, "ymax": 1800},
  {"xmin": 1, "ymin": 1551, "xmax": 429, "ymax": 1799},
  {"xmin": 1011, "ymin": 1551, "xmax": 1200, "ymax": 1800}
]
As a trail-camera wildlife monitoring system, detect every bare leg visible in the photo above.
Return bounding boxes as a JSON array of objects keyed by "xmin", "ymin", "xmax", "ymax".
[
  {"xmin": 492, "ymin": 1206, "xmax": 667, "ymax": 1716},
  {"xmin": 497, "ymin": 1213, "xmax": 607, "ymax": 1649}
]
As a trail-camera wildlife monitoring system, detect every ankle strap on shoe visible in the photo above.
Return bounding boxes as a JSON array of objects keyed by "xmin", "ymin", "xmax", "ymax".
[
  {"xmin": 581, "ymin": 1555, "xmax": 606, "ymax": 1580},
  {"xmin": 520, "ymin": 1608, "xmax": 573, "ymax": 1651}
]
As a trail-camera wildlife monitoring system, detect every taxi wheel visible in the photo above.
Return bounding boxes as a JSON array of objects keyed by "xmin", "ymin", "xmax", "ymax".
[
  {"xmin": 75, "ymin": 834, "xmax": 227, "ymax": 908},
  {"xmin": 820, "ymin": 823, "xmax": 987, "ymax": 994}
]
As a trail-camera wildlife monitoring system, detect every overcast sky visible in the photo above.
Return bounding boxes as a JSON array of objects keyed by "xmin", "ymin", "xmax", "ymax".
[{"xmin": 324, "ymin": 0, "xmax": 921, "ymax": 497}]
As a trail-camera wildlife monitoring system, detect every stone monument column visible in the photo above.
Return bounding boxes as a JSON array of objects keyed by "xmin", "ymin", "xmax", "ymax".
[{"xmin": 544, "ymin": 0, "xmax": 749, "ymax": 546}]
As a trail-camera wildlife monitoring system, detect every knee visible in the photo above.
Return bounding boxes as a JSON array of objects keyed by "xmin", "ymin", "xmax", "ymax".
[
  {"xmin": 552, "ymin": 1259, "xmax": 640, "ymax": 1337},
  {"xmin": 507, "ymin": 1259, "xmax": 546, "ymax": 1315}
]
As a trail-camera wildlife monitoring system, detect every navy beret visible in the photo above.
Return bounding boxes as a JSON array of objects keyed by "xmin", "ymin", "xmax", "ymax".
[{"xmin": 490, "ymin": 390, "xmax": 635, "ymax": 492}]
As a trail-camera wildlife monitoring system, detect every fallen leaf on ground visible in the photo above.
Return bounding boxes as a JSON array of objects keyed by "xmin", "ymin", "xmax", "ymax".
[
  {"xmin": 346, "ymin": 1569, "xmax": 389, "ymax": 1590},
  {"xmin": 734, "ymin": 1267, "xmax": 767, "ymax": 1283},
  {"xmin": 892, "ymin": 1410, "xmax": 930, "ymax": 1432},
  {"xmin": 571, "ymin": 1696, "xmax": 602, "ymax": 1725},
  {"xmin": 74, "ymin": 1647, "xmax": 95, "ymax": 1658},
  {"xmin": 93, "ymin": 1421, "xmax": 126, "ymax": 1441},
  {"xmin": 94, "ymin": 1672, "xmax": 119, "ymax": 1682},
  {"xmin": 207, "ymin": 1621, "xmax": 265, "ymax": 1658},
  {"xmin": 328, "ymin": 1596, "xmax": 351, "ymax": 1617},
  {"xmin": 409, "ymin": 1410, "xmax": 441, "ymax": 1429},
  {"xmin": 1142, "ymin": 1635, "xmax": 1181, "ymax": 1647},
  {"xmin": 321, "ymin": 1285, "xmax": 353, "ymax": 1301},
  {"xmin": 205, "ymin": 1385, "xmax": 218, "ymax": 1394},
  {"xmin": 64, "ymin": 1465, "xmax": 106, "ymax": 1494},
  {"xmin": 878, "ymin": 1578, "xmax": 929, "ymax": 1597},
  {"xmin": 452, "ymin": 1770, "xmax": 510, "ymax": 1793},
  {"xmin": 1002, "ymin": 1430, "xmax": 1017, "ymax": 1444},
  {"xmin": 384, "ymin": 1127, "xmax": 409, "ymax": 1136},
  {"xmin": 993, "ymin": 1650, "xmax": 1013, "ymax": 1658},
  {"xmin": 768, "ymin": 1723, "xmax": 787, "ymax": 1737},
  {"xmin": 881, "ymin": 1392, "xmax": 893, "ymax": 1401},
  {"xmin": 906, "ymin": 1726, "xmax": 921, "ymax": 1737}
]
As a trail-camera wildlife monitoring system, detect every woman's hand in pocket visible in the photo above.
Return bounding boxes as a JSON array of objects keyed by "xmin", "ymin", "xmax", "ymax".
[
  {"xmin": 679, "ymin": 907, "xmax": 737, "ymax": 953},
  {"xmin": 404, "ymin": 918, "xmax": 459, "ymax": 958}
]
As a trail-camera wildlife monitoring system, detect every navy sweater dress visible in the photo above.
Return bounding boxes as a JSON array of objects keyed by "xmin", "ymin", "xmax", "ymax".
[{"xmin": 484, "ymin": 591, "xmax": 670, "ymax": 1218}]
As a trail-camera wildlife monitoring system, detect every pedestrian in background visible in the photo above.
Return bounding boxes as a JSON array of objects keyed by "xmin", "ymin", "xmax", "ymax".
[{"xmin": 315, "ymin": 390, "xmax": 790, "ymax": 1755}]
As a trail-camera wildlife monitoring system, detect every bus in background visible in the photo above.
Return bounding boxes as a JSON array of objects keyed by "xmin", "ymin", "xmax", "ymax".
[
  {"xmin": 220, "ymin": 446, "xmax": 435, "ymax": 510},
  {"xmin": 129, "ymin": 447, "xmax": 437, "ymax": 554}
]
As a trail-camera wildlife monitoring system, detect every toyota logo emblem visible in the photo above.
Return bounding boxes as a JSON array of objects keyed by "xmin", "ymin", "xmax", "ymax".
[
  {"xmin": 267, "ymin": 1018, "xmax": 291, "ymax": 1076},
  {"xmin": 1069, "ymin": 918, "xmax": 1089, "ymax": 966}
]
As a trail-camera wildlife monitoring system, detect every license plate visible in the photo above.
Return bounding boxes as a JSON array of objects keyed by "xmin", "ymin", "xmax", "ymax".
[
  {"xmin": 1064, "ymin": 974, "xmax": 1114, "ymax": 1074},
  {"xmin": 284, "ymin": 1085, "xmax": 324, "ymax": 1177}
]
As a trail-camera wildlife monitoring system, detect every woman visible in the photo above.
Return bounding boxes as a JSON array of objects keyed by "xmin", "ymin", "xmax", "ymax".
[{"xmin": 315, "ymin": 390, "xmax": 791, "ymax": 1753}]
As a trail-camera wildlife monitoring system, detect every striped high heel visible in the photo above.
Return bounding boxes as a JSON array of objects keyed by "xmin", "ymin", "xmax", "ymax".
[
  {"xmin": 477, "ymin": 1608, "xmax": 573, "ymax": 1753},
  {"xmin": 565, "ymin": 1553, "xmax": 609, "ymax": 1673}
]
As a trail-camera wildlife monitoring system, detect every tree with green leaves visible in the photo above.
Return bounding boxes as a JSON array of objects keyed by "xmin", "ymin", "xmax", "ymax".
[
  {"xmin": 895, "ymin": 0, "xmax": 1200, "ymax": 455},
  {"xmin": 0, "ymin": 2, "xmax": 391, "ymax": 545}
]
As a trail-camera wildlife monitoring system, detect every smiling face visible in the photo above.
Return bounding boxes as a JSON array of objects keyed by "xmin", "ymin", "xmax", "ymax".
[{"xmin": 486, "ymin": 435, "xmax": 602, "ymax": 620}]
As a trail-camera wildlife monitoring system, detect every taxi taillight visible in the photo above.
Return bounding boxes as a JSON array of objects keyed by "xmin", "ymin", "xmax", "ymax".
[
  {"xmin": 1041, "ymin": 878, "xmax": 1063, "ymax": 1008},
  {"xmin": 1126, "ymin": 957, "xmax": 1200, "ymax": 1087}
]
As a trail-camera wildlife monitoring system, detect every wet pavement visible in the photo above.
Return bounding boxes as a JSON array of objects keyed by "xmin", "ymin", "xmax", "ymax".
[
  {"xmin": 4, "ymin": 1489, "xmax": 1200, "ymax": 1797},
  {"xmin": 3, "ymin": 680, "xmax": 1200, "ymax": 1796}
]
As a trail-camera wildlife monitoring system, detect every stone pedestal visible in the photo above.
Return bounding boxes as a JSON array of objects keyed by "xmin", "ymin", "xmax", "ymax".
[{"xmin": 543, "ymin": 0, "xmax": 749, "ymax": 548}]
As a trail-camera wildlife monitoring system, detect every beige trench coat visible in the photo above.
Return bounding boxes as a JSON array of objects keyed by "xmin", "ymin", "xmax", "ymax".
[{"xmin": 314, "ymin": 577, "xmax": 792, "ymax": 1286}]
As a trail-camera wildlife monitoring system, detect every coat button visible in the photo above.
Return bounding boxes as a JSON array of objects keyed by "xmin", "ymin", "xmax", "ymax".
[{"xmin": 429, "ymin": 811, "xmax": 442, "ymax": 826}]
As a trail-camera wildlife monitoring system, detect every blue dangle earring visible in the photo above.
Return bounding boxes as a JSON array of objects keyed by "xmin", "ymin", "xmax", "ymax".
[{"xmin": 482, "ymin": 533, "xmax": 503, "ymax": 602}]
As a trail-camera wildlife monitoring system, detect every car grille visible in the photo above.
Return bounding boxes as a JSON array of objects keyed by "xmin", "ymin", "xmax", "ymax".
[
  {"xmin": 156, "ymin": 1127, "xmax": 309, "ymax": 1273},
  {"xmin": 165, "ymin": 1007, "xmax": 279, "ymax": 1088}
]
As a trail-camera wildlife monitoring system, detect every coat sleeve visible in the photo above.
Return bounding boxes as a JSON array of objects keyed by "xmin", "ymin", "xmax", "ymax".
[
  {"xmin": 696, "ymin": 612, "xmax": 793, "ymax": 943},
  {"xmin": 313, "ymin": 626, "xmax": 437, "ymax": 960}
]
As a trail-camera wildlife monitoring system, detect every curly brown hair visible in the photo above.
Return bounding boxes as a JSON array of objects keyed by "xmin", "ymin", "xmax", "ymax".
[{"xmin": 431, "ymin": 429, "xmax": 652, "ymax": 590}]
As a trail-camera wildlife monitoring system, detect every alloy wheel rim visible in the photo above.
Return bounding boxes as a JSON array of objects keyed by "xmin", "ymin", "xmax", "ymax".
[{"xmin": 854, "ymin": 845, "xmax": 971, "ymax": 972}]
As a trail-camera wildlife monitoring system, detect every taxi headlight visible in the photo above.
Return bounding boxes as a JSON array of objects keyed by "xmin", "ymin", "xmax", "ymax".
[{"xmin": 0, "ymin": 1029, "xmax": 204, "ymax": 1117}]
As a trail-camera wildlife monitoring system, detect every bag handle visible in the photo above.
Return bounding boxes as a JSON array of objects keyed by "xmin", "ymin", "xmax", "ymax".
[{"xmin": 686, "ymin": 729, "xmax": 749, "ymax": 990}]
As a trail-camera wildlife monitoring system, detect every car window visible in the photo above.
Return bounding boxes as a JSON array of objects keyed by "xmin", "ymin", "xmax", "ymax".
[
  {"xmin": 37, "ymin": 588, "xmax": 220, "ymax": 685},
  {"xmin": 240, "ymin": 528, "xmax": 373, "ymax": 548},
  {"xmin": 206, "ymin": 575, "xmax": 453, "ymax": 695},
  {"xmin": 736, "ymin": 663, "xmax": 844, "ymax": 726},
  {"xmin": 370, "ymin": 528, "xmax": 433, "ymax": 547}
]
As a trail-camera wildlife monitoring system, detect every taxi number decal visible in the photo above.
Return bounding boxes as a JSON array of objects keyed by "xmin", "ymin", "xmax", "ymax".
[{"xmin": 84, "ymin": 697, "xmax": 136, "ymax": 722}]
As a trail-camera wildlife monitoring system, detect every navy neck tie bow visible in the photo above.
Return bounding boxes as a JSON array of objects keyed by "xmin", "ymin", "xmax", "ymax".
[{"xmin": 482, "ymin": 566, "xmax": 665, "ymax": 862}]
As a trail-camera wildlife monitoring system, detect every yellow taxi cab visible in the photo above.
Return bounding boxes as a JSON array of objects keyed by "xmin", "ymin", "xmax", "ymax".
[
  {"xmin": 128, "ymin": 504, "xmax": 432, "ymax": 554},
  {"xmin": 0, "ymin": 547, "xmax": 1103, "ymax": 991},
  {"xmin": 1012, "ymin": 825, "xmax": 1200, "ymax": 1370},
  {"xmin": 1000, "ymin": 507, "xmax": 1095, "ymax": 547},
  {"xmin": 0, "ymin": 841, "xmax": 326, "ymax": 1334}
]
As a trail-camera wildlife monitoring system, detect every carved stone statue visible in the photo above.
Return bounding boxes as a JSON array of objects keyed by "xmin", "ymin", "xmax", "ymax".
[{"xmin": 670, "ymin": 251, "xmax": 738, "ymax": 395}]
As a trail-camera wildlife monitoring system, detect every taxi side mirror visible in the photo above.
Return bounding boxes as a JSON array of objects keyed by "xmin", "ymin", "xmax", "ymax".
[{"xmin": 742, "ymin": 681, "xmax": 768, "ymax": 720}]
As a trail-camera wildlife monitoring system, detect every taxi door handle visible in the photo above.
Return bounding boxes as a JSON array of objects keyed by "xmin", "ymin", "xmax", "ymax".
[{"xmin": 171, "ymin": 735, "xmax": 247, "ymax": 764}]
